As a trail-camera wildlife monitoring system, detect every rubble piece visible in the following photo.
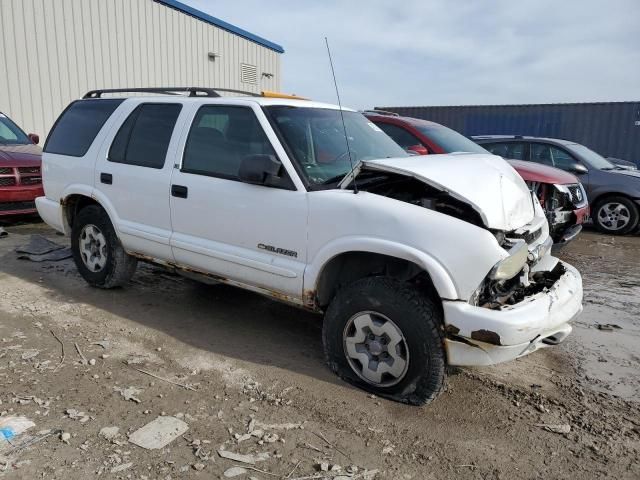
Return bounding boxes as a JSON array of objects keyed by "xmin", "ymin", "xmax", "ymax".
[
  {"xmin": 49, "ymin": 329, "xmax": 66, "ymax": 370},
  {"xmin": 74, "ymin": 342, "xmax": 88, "ymax": 365},
  {"xmin": 0, "ymin": 227, "xmax": 7, "ymax": 238},
  {"xmin": 99, "ymin": 426, "xmax": 120, "ymax": 441},
  {"xmin": 60, "ymin": 432, "xmax": 71, "ymax": 443},
  {"xmin": 192, "ymin": 463, "xmax": 206, "ymax": 471},
  {"xmin": 128, "ymin": 416, "xmax": 188, "ymax": 450},
  {"xmin": 596, "ymin": 323, "xmax": 622, "ymax": 331},
  {"xmin": 130, "ymin": 367, "xmax": 197, "ymax": 391},
  {"xmin": 114, "ymin": 386, "xmax": 142, "ymax": 403},
  {"xmin": 0, "ymin": 416, "xmax": 36, "ymax": 451},
  {"xmin": 91, "ymin": 340, "xmax": 110, "ymax": 349},
  {"xmin": 218, "ymin": 449, "xmax": 256, "ymax": 465},
  {"xmin": 255, "ymin": 421, "xmax": 303, "ymax": 430},
  {"xmin": 21, "ymin": 349, "xmax": 40, "ymax": 360},
  {"xmin": 65, "ymin": 409, "xmax": 90, "ymax": 423},
  {"xmin": 224, "ymin": 466, "xmax": 248, "ymax": 477},
  {"xmin": 262, "ymin": 433, "xmax": 279, "ymax": 443},
  {"xmin": 111, "ymin": 462, "xmax": 133, "ymax": 473},
  {"xmin": 536, "ymin": 423, "xmax": 571, "ymax": 434}
]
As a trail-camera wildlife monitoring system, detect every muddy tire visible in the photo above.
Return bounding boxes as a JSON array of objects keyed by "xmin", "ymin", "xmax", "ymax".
[
  {"xmin": 323, "ymin": 276, "xmax": 446, "ymax": 405},
  {"xmin": 593, "ymin": 196, "xmax": 639, "ymax": 235},
  {"xmin": 71, "ymin": 205, "xmax": 137, "ymax": 288}
]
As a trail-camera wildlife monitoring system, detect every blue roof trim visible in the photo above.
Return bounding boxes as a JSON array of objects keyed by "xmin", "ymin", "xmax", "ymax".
[{"xmin": 154, "ymin": 0, "xmax": 284, "ymax": 53}]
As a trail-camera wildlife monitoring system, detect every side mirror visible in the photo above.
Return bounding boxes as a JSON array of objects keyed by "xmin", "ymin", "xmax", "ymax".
[
  {"xmin": 570, "ymin": 162, "xmax": 588, "ymax": 174},
  {"xmin": 238, "ymin": 154, "xmax": 282, "ymax": 185},
  {"xmin": 28, "ymin": 133, "xmax": 40, "ymax": 144},
  {"xmin": 406, "ymin": 144, "xmax": 429, "ymax": 156}
]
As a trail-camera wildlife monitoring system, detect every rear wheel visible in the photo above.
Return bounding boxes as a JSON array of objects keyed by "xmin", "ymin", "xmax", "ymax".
[
  {"xmin": 71, "ymin": 205, "xmax": 137, "ymax": 288},
  {"xmin": 323, "ymin": 277, "xmax": 446, "ymax": 405},
  {"xmin": 594, "ymin": 196, "xmax": 639, "ymax": 235}
]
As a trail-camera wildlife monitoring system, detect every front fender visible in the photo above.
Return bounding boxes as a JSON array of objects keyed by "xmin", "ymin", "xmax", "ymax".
[{"xmin": 304, "ymin": 236, "xmax": 458, "ymax": 300}]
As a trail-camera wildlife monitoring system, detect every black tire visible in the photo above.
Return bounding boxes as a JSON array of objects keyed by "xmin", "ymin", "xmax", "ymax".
[
  {"xmin": 323, "ymin": 276, "xmax": 446, "ymax": 405},
  {"xmin": 593, "ymin": 196, "xmax": 639, "ymax": 235},
  {"xmin": 71, "ymin": 205, "xmax": 137, "ymax": 288}
]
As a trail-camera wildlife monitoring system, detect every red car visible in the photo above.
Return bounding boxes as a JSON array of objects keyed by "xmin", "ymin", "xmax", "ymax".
[
  {"xmin": 0, "ymin": 112, "xmax": 43, "ymax": 217},
  {"xmin": 364, "ymin": 110, "xmax": 589, "ymax": 245}
]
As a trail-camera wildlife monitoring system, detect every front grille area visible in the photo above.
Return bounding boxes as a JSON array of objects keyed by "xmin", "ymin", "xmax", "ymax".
[
  {"xmin": 512, "ymin": 227, "xmax": 542, "ymax": 245},
  {"xmin": 0, "ymin": 177, "xmax": 17, "ymax": 187},
  {"xmin": 20, "ymin": 176, "xmax": 41, "ymax": 186},
  {"xmin": 18, "ymin": 166, "xmax": 40, "ymax": 174},
  {"xmin": 567, "ymin": 184, "xmax": 585, "ymax": 205},
  {"xmin": 0, "ymin": 200, "xmax": 36, "ymax": 212},
  {"xmin": 0, "ymin": 167, "xmax": 12, "ymax": 174}
]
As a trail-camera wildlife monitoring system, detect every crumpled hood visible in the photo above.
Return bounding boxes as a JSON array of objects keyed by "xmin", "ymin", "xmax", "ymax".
[{"xmin": 349, "ymin": 153, "xmax": 535, "ymax": 231}]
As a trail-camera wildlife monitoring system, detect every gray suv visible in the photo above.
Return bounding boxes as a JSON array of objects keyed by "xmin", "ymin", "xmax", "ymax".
[{"xmin": 475, "ymin": 136, "xmax": 640, "ymax": 235}]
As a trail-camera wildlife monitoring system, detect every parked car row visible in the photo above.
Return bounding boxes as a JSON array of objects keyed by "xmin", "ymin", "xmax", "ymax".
[
  {"xmin": 362, "ymin": 111, "xmax": 590, "ymax": 244},
  {"xmin": 33, "ymin": 87, "xmax": 585, "ymax": 404},
  {"xmin": 475, "ymin": 136, "xmax": 640, "ymax": 235}
]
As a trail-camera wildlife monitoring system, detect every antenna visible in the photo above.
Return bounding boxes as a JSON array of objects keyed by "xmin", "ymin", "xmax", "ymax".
[{"xmin": 325, "ymin": 37, "xmax": 358, "ymax": 194}]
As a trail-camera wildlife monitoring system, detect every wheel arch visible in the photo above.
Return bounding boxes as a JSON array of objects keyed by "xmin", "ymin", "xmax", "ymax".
[
  {"xmin": 305, "ymin": 238, "xmax": 458, "ymax": 310},
  {"xmin": 61, "ymin": 189, "xmax": 119, "ymax": 234}
]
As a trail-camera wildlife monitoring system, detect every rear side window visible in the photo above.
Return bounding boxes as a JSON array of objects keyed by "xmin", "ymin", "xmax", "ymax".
[
  {"xmin": 375, "ymin": 122, "xmax": 422, "ymax": 149},
  {"xmin": 109, "ymin": 103, "xmax": 182, "ymax": 169},
  {"xmin": 484, "ymin": 142, "xmax": 527, "ymax": 160},
  {"xmin": 44, "ymin": 99, "xmax": 124, "ymax": 157}
]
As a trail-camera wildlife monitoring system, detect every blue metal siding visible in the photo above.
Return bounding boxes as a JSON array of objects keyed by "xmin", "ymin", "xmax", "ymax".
[
  {"xmin": 154, "ymin": 0, "xmax": 285, "ymax": 53},
  {"xmin": 378, "ymin": 102, "xmax": 640, "ymax": 166}
]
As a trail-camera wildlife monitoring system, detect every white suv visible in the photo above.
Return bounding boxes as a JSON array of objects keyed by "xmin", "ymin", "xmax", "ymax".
[{"xmin": 37, "ymin": 87, "xmax": 583, "ymax": 405}]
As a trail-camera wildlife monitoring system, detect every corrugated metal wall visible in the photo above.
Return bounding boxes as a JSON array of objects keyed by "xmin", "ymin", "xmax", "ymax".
[
  {"xmin": 378, "ymin": 102, "xmax": 640, "ymax": 164},
  {"xmin": 0, "ymin": 0, "xmax": 282, "ymax": 138}
]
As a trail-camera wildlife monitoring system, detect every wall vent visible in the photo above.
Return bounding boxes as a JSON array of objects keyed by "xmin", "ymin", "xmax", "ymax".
[{"xmin": 241, "ymin": 63, "xmax": 258, "ymax": 84}]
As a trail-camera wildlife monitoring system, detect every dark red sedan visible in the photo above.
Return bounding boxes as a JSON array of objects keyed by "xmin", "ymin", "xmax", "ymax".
[
  {"xmin": 364, "ymin": 110, "xmax": 589, "ymax": 245},
  {"xmin": 0, "ymin": 112, "xmax": 43, "ymax": 217}
]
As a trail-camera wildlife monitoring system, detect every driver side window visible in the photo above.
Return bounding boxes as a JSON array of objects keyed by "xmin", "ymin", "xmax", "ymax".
[{"xmin": 182, "ymin": 105, "xmax": 283, "ymax": 181}]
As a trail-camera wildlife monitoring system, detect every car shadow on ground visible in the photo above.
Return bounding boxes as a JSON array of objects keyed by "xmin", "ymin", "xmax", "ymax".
[{"xmin": 0, "ymin": 222, "xmax": 339, "ymax": 387}]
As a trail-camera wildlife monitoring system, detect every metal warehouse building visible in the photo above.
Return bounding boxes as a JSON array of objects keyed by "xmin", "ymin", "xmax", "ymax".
[
  {"xmin": 0, "ymin": 0, "xmax": 283, "ymax": 138},
  {"xmin": 378, "ymin": 102, "xmax": 640, "ymax": 165}
]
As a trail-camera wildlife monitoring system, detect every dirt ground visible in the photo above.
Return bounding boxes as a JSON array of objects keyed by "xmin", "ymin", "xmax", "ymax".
[{"xmin": 0, "ymin": 219, "xmax": 638, "ymax": 479}]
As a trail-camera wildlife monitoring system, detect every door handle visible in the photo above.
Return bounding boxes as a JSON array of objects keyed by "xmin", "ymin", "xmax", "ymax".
[
  {"xmin": 171, "ymin": 184, "xmax": 188, "ymax": 198},
  {"xmin": 100, "ymin": 172, "xmax": 112, "ymax": 185}
]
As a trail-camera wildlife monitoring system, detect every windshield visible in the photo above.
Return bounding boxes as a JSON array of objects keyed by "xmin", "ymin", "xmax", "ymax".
[
  {"xmin": 0, "ymin": 113, "xmax": 30, "ymax": 145},
  {"xmin": 265, "ymin": 106, "xmax": 407, "ymax": 187},
  {"xmin": 565, "ymin": 143, "xmax": 615, "ymax": 170},
  {"xmin": 416, "ymin": 124, "xmax": 488, "ymax": 154}
]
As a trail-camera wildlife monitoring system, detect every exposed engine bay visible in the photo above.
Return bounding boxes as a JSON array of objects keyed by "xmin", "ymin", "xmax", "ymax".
[
  {"xmin": 528, "ymin": 181, "xmax": 584, "ymax": 241},
  {"xmin": 476, "ymin": 261, "xmax": 566, "ymax": 309},
  {"xmin": 350, "ymin": 171, "xmax": 486, "ymax": 228}
]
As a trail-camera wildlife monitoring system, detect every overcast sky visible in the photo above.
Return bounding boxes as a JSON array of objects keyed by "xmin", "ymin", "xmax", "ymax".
[{"xmin": 187, "ymin": 0, "xmax": 640, "ymax": 110}]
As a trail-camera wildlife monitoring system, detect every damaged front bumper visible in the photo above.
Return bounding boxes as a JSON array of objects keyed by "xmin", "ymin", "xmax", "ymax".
[{"xmin": 443, "ymin": 259, "xmax": 582, "ymax": 366}]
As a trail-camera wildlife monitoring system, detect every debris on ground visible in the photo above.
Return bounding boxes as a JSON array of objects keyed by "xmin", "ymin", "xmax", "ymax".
[
  {"xmin": 128, "ymin": 416, "xmax": 189, "ymax": 450},
  {"xmin": 535, "ymin": 424, "xmax": 572, "ymax": 434},
  {"xmin": 224, "ymin": 466, "xmax": 248, "ymax": 477},
  {"xmin": 0, "ymin": 417, "xmax": 36, "ymax": 451},
  {"xmin": 114, "ymin": 386, "xmax": 142, "ymax": 403},
  {"xmin": 596, "ymin": 323, "xmax": 622, "ymax": 331},
  {"xmin": 16, "ymin": 235, "xmax": 72, "ymax": 261},
  {"xmin": 0, "ymin": 226, "xmax": 7, "ymax": 237},
  {"xmin": 99, "ymin": 426, "xmax": 120, "ymax": 442}
]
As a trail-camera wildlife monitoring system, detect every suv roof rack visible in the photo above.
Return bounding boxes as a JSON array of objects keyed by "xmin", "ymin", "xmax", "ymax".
[
  {"xmin": 82, "ymin": 87, "xmax": 261, "ymax": 99},
  {"xmin": 361, "ymin": 109, "xmax": 400, "ymax": 117}
]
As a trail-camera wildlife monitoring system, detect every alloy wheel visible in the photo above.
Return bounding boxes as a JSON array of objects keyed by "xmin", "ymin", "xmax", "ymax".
[
  {"xmin": 598, "ymin": 202, "xmax": 631, "ymax": 231},
  {"xmin": 79, "ymin": 224, "xmax": 108, "ymax": 272},
  {"xmin": 343, "ymin": 311, "xmax": 410, "ymax": 387}
]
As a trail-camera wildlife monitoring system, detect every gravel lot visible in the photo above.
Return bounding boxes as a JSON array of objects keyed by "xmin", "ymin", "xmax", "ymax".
[{"xmin": 0, "ymin": 220, "xmax": 638, "ymax": 479}]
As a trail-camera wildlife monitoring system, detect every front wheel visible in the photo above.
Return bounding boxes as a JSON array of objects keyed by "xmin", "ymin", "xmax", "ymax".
[
  {"xmin": 323, "ymin": 277, "xmax": 446, "ymax": 405},
  {"xmin": 594, "ymin": 196, "xmax": 639, "ymax": 235},
  {"xmin": 71, "ymin": 205, "xmax": 138, "ymax": 288}
]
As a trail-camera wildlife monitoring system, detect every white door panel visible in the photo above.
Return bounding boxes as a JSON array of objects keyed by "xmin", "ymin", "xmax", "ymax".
[
  {"xmin": 170, "ymin": 173, "xmax": 307, "ymax": 297},
  {"xmin": 94, "ymin": 101, "xmax": 186, "ymax": 260}
]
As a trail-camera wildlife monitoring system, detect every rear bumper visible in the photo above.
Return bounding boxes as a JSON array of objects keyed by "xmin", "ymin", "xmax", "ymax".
[
  {"xmin": 443, "ymin": 260, "xmax": 583, "ymax": 366},
  {"xmin": 0, "ymin": 185, "xmax": 44, "ymax": 216},
  {"xmin": 35, "ymin": 196, "xmax": 67, "ymax": 234}
]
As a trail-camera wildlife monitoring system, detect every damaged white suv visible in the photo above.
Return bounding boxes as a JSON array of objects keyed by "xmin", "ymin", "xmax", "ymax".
[{"xmin": 37, "ymin": 88, "xmax": 583, "ymax": 404}]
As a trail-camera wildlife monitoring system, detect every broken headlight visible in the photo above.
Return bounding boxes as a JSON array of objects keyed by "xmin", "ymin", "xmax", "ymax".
[{"xmin": 488, "ymin": 240, "xmax": 528, "ymax": 281}]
